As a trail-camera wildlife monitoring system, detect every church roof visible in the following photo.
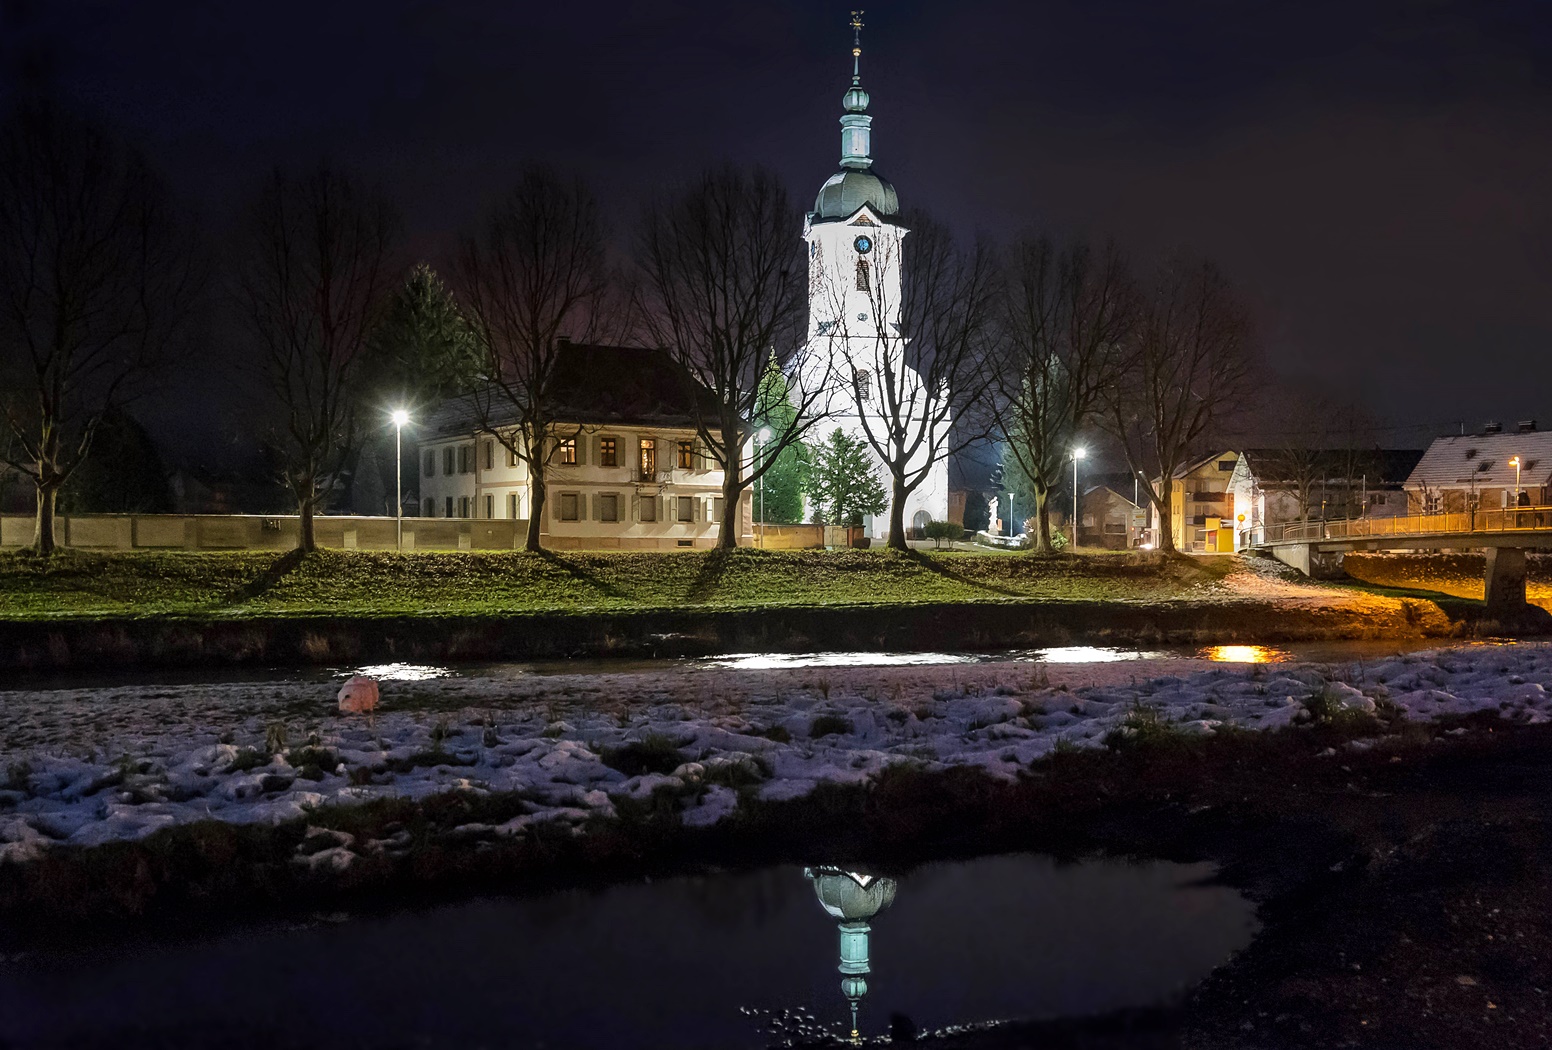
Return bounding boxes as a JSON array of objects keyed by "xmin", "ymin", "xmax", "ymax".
[
  {"xmin": 422, "ymin": 342, "xmax": 724, "ymax": 438},
  {"xmin": 812, "ymin": 169, "xmax": 900, "ymax": 224}
]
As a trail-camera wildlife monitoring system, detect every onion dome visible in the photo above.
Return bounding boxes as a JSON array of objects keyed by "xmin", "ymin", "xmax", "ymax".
[{"xmin": 807, "ymin": 866, "xmax": 898, "ymax": 920}]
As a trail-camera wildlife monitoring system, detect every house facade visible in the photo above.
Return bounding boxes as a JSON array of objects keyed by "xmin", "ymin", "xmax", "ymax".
[
  {"xmin": 1229, "ymin": 447, "xmax": 1422, "ymax": 543},
  {"xmin": 1405, "ymin": 423, "xmax": 1552, "ymax": 513},
  {"xmin": 1077, "ymin": 486, "xmax": 1144, "ymax": 550},
  {"xmin": 418, "ymin": 343, "xmax": 750, "ymax": 549},
  {"xmin": 1158, "ymin": 451, "xmax": 1242, "ymax": 552}
]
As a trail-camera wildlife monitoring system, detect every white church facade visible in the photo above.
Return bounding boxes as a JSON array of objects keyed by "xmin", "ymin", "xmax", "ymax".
[{"xmin": 796, "ymin": 16, "xmax": 951, "ymax": 540}]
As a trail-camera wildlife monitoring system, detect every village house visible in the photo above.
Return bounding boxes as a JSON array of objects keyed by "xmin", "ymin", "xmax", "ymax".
[
  {"xmin": 1076, "ymin": 485, "xmax": 1145, "ymax": 550},
  {"xmin": 1404, "ymin": 422, "xmax": 1552, "ymax": 513},
  {"xmin": 418, "ymin": 343, "xmax": 750, "ymax": 549},
  {"xmin": 1155, "ymin": 451, "xmax": 1242, "ymax": 552},
  {"xmin": 1228, "ymin": 447, "xmax": 1422, "ymax": 544}
]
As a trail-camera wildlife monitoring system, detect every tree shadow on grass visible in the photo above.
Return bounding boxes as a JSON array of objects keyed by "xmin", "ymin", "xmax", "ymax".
[
  {"xmin": 901, "ymin": 549, "xmax": 1021, "ymax": 598},
  {"xmin": 221, "ymin": 548, "xmax": 308, "ymax": 605},
  {"xmin": 685, "ymin": 548, "xmax": 734, "ymax": 603},
  {"xmin": 533, "ymin": 549, "xmax": 626, "ymax": 601}
]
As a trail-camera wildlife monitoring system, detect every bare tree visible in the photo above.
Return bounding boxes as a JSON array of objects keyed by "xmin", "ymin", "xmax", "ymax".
[
  {"xmin": 0, "ymin": 103, "xmax": 200, "ymax": 555},
  {"xmin": 818, "ymin": 210, "xmax": 998, "ymax": 550},
  {"xmin": 1100, "ymin": 258, "xmax": 1256, "ymax": 553},
  {"xmin": 456, "ymin": 166, "xmax": 609, "ymax": 552},
  {"xmin": 993, "ymin": 236, "xmax": 1134, "ymax": 552},
  {"xmin": 238, "ymin": 166, "xmax": 399, "ymax": 552},
  {"xmin": 634, "ymin": 166, "xmax": 817, "ymax": 548}
]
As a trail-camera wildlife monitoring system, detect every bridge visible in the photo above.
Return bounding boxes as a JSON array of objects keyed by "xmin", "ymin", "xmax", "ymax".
[{"xmin": 1250, "ymin": 507, "xmax": 1552, "ymax": 610}]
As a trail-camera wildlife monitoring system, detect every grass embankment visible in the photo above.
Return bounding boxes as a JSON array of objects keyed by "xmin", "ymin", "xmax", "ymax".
[{"xmin": 0, "ymin": 547, "xmax": 1236, "ymax": 620}]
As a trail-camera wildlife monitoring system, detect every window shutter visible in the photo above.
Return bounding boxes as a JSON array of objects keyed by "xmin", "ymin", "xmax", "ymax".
[
  {"xmin": 591, "ymin": 494, "xmax": 601, "ymax": 521},
  {"xmin": 574, "ymin": 434, "xmax": 587, "ymax": 466},
  {"xmin": 631, "ymin": 492, "xmax": 640, "ymax": 521},
  {"xmin": 551, "ymin": 493, "xmax": 561, "ymax": 520}
]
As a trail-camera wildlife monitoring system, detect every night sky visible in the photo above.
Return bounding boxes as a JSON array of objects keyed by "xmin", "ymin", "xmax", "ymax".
[{"xmin": 6, "ymin": 0, "xmax": 1552, "ymax": 452}]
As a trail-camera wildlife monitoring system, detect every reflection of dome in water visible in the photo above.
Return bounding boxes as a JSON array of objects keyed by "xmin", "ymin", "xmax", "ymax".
[
  {"xmin": 806, "ymin": 866, "xmax": 898, "ymax": 1044},
  {"xmin": 809, "ymin": 867, "xmax": 898, "ymax": 921}
]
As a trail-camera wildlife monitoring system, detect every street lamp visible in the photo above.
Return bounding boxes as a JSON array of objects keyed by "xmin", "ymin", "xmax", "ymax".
[
  {"xmin": 756, "ymin": 427, "xmax": 772, "ymax": 548},
  {"xmin": 1071, "ymin": 447, "xmax": 1086, "ymax": 546},
  {"xmin": 1510, "ymin": 456, "xmax": 1523, "ymax": 505},
  {"xmin": 391, "ymin": 409, "xmax": 410, "ymax": 550}
]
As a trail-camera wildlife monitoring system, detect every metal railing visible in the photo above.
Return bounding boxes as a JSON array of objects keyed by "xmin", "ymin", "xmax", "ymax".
[{"xmin": 1258, "ymin": 505, "xmax": 1552, "ymax": 544}]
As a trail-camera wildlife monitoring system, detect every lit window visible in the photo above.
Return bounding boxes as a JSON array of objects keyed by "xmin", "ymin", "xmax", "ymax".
[
  {"xmin": 599, "ymin": 437, "xmax": 618, "ymax": 467},
  {"xmin": 558, "ymin": 438, "xmax": 577, "ymax": 465},
  {"xmin": 677, "ymin": 440, "xmax": 694, "ymax": 469},
  {"xmin": 639, "ymin": 438, "xmax": 657, "ymax": 478}
]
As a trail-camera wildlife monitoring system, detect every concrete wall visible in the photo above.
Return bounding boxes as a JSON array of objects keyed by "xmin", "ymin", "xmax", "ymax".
[{"xmin": 0, "ymin": 512, "xmax": 776, "ymax": 552}]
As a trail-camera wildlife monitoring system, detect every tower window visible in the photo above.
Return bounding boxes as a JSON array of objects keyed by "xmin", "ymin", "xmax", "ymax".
[{"xmin": 855, "ymin": 259, "xmax": 870, "ymax": 292}]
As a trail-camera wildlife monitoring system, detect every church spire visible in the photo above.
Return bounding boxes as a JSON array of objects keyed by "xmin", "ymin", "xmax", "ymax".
[{"xmin": 839, "ymin": 11, "xmax": 873, "ymax": 170}]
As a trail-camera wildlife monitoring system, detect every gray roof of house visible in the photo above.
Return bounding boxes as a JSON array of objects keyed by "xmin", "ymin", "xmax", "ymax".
[
  {"xmin": 422, "ymin": 343, "xmax": 725, "ymax": 440},
  {"xmin": 1406, "ymin": 432, "xmax": 1552, "ymax": 489}
]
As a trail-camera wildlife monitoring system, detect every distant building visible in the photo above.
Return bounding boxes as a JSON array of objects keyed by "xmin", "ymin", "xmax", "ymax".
[
  {"xmin": 1077, "ymin": 485, "xmax": 1144, "ymax": 550},
  {"xmin": 1405, "ymin": 421, "xmax": 1552, "ymax": 512},
  {"xmin": 1229, "ymin": 447, "xmax": 1423, "ymax": 543},
  {"xmin": 1158, "ymin": 451, "xmax": 1242, "ymax": 553},
  {"xmin": 419, "ymin": 342, "xmax": 749, "ymax": 549}
]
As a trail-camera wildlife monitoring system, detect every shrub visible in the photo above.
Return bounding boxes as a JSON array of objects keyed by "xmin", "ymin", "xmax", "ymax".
[
  {"xmin": 922, "ymin": 519, "xmax": 963, "ymax": 549},
  {"xmin": 810, "ymin": 714, "xmax": 854, "ymax": 738},
  {"xmin": 599, "ymin": 733, "xmax": 684, "ymax": 777}
]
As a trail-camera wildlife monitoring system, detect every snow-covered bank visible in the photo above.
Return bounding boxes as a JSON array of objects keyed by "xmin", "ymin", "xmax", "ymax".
[{"xmin": 0, "ymin": 643, "xmax": 1547, "ymax": 863}]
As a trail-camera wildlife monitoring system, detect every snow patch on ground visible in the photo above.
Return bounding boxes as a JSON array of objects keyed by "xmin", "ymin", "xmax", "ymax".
[{"xmin": 0, "ymin": 642, "xmax": 1544, "ymax": 857}]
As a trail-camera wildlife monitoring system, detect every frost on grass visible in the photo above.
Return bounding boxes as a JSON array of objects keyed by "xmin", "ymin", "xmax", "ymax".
[{"xmin": 0, "ymin": 642, "xmax": 1547, "ymax": 862}]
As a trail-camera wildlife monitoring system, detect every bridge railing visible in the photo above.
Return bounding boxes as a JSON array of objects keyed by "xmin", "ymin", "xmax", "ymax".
[{"xmin": 1260, "ymin": 506, "xmax": 1552, "ymax": 544}]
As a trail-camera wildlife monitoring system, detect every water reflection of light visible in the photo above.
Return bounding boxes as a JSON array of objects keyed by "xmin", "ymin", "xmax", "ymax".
[
  {"xmin": 1026, "ymin": 646, "xmax": 1170, "ymax": 664},
  {"xmin": 338, "ymin": 663, "xmax": 457, "ymax": 681},
  {"xmin": 705, "ymin": 652, "xmax": 979, "ymax": 670},
  {"xmin": 1199, "ymin": 645, "xmax": 1290, "ymax": 664}
]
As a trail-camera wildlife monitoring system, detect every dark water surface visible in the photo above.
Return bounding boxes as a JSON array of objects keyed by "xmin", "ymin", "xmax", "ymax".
[
  {"xmin": 0, "ymin": 854, "xmax": 1256, "ymax": 1049},
  {"xmin": 4, "ymin": 637, "xmax": 1493, "ymax": 694}
]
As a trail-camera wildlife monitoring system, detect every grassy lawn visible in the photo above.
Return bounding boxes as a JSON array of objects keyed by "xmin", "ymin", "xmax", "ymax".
[{"xmin": 0, "ymin": 547, "xmax": 1243, "ymax": 620}]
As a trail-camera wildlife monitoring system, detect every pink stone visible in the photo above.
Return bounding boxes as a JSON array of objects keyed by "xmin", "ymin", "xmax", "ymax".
[{"xmin": 337, "ymin": 675, "xmax": 379, "ymax": 714}]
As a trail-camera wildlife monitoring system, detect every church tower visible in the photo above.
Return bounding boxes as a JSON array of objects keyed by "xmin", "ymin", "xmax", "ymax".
[{"xmin": 799, "ymin": 12, "xmax": 950, "ymax": 539}]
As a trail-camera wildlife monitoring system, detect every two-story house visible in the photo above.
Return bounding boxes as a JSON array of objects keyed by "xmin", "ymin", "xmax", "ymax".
[{"xmin": 417, "ymin": 342, "xmax": 750, "ymax": 549}]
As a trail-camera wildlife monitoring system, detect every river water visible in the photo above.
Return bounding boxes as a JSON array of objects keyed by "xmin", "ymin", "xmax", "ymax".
[
  {"xmin": 0, "ymin": 853, "xmax": 1257, "ymax": 1049},
  {"xmin": 6, "ymin": 637, "xmax": 1482, "ymax": 694}
]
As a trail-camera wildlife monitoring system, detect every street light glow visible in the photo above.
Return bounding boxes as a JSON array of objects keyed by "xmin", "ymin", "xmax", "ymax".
[
  {"xmin": 758, "ymin": 427, "xmax": 772, "ymax": 442},
  {"xmin": 1073, "ymin": 447, "xmax": 1086, "ymax": 459},
  {"xmin": 391, "ymin": 409, "xmax": 410, "ymax": 428}
]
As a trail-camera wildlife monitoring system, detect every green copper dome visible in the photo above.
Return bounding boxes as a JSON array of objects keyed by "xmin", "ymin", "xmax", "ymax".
[{"xmin": 813, "ymin": 169, "xmax": 899, "ymax": 222}]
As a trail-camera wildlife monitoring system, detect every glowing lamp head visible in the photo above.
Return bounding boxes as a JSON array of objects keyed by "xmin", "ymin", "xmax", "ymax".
[
  {"xmin": 1510, "ymin": 456, "xmax": 1521, "ymax": 467},
  {"xmin": 391, "ymin": 409, "xmax": 410, "ymax": 428},
  {"xmin": 1073, "ymin": 447, "xmax": 1086, "ymax": 459},
  {"xmin": 757, "ymin": 427, "xmax": 772, "ymax": 442}
]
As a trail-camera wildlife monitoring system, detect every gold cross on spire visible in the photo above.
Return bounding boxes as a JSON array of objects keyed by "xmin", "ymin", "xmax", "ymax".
[{"xmin": 850, "ymin": 10, "xmax": 864, "ymax": 80}]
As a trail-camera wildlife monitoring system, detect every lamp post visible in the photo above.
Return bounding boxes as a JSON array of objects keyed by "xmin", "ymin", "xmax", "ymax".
[
  {"xmin": 756, "ymin": 427, "xmax": 771, "ymax": 549},
  {"xmin": 391, "ymin": 409, "xmax": 409, "ymax": 550},
  {"xmin": 1071, "ymin": 447, "xmax": 1086, "ymax": 546},
  {"xmin": 1511, "ymin": 455, "xmax": 1523, "ymax": 502}
]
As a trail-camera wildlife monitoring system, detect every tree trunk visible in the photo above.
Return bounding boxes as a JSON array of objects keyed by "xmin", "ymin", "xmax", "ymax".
[
  {"xmin": 297, "ymin": 498, "xmax": 318, "ymax": 552},
  {"xmin": 33, "ymin": 481, "xmax": 60, "ymax": 556},
  {"xmin": 717, "ymin": 470, "xmax": 740, "ymax": 549},
  {"xmin": 1031, "ymin": 482, "xmax": 1053, "ymax": 553},
  {"xmin": 717, "ymin": 426, "xmax": 742, "ymax": 549},
  {"xmin": 525, "ymin": 468, "xmax": 545, "ymax": 553},
  {"xmin": 886, "ymin": 473, "xmax": 909, "ymax": 551},
  {"xmin": 1155, "ymin": 483, "xmax": 1177, "ymax": 552}
]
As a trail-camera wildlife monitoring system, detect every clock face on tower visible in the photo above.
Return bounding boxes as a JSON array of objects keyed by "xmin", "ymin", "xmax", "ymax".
[{"xmin": 853, "ymin": 234, "xmax": 873, "ymax": 255}]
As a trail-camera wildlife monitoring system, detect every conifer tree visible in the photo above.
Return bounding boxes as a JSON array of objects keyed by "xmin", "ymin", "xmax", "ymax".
[
  {"xmin": 805, "ymin": 428, "xmax": 887, "ymax": 527},
  {"xmin": 753, "ymin": 353, "xmax": 809, "ymax": 524}
]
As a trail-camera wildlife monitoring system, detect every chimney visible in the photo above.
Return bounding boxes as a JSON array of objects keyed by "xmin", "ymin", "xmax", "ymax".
[
  {"xmin": 1519, "ymin": 419, "xmax": 1538, "ymax": 433},
  {"xmin": 1484, "ymin": 421, "xmax": 1503, "ymax": 435}
]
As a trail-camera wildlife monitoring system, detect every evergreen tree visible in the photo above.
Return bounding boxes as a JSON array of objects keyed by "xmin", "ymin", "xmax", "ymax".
[
  {"xmin": 805, "ymin": 428, "xmax": 887, "ymax": 526},
  {"xmin": 367, "ymin": 263, "xmax": 485, "ymax": 407},
  {"xmin": 58, "ymin": 408, "xmax": 174, "ymax": 513},
  {"xmin": 752, "ymin": 352, "xmax": 808, "ymax": 523}
]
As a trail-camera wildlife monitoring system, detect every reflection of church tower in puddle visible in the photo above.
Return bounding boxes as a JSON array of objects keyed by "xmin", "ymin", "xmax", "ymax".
[{"xmin": 805, "ymin": 866, "xmax": 899, "ymax": 1044}]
